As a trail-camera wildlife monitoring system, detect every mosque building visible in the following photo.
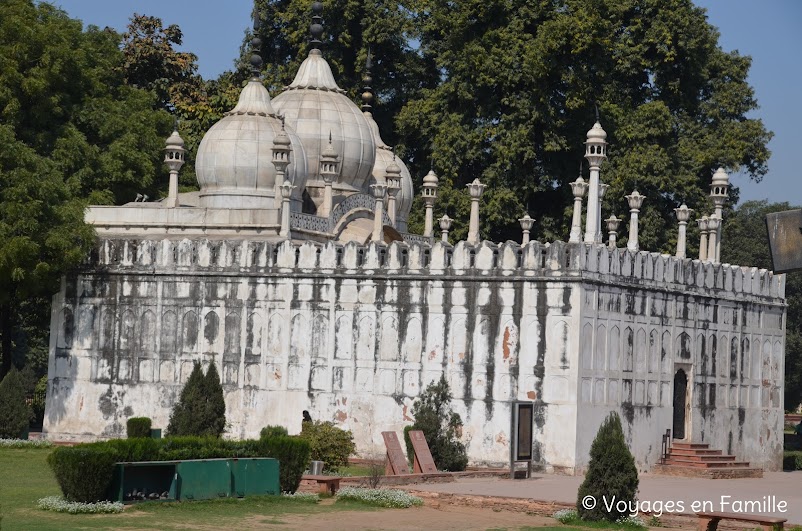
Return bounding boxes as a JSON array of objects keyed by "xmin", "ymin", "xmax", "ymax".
[{"xmin": 44, "ymin": 2, "xmax": 786, "ymax": 474}]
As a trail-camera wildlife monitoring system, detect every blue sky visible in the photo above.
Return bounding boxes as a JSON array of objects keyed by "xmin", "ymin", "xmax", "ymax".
[{"xmin": 50, "ymin": 0, "xmax": 801, "ymax": 207}]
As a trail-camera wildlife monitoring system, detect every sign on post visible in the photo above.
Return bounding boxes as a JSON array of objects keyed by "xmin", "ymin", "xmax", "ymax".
[
  {"xmin": 408, "ymin": 430, "xmax": 438, "ymax": 474},
  {"xmin": 510, "ymin": 401, "xmax": 534, "ymax": 479},
  {"xmin": 381, "ymin": 431, "xmax": 410, "ymax": 475},
  {"xmin": 766, "ymin": 209, "xmax": 802, "ymax": 273}
]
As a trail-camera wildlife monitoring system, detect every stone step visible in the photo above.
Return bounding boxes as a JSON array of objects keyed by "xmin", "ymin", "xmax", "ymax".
[
  {"xmin": 663, "ymin": 458, "xmax": 750, "ymax": 468},
  {"xmin": 668, "ymin": 448, "xmax": 723, "ymax": 456},
  {"xmin": 667, "ymin": 453, "xmax": 735, "ymax": 462},
  {"xmin": 671, "ymin": 442, "xmax": 710, "ymax": 449},
  {"xmin": 652, "ymin": 464, "xmax": 764, "ymax": 479}
]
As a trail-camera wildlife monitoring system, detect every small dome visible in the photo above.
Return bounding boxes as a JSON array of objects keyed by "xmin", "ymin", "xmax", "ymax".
[
  {"xmin": 272, "ymin": 50, "xmax": 376, "ymax": 193},
  {"xmin": 586, "ymin": 121, "xmax": 607, "ymax": 141},
  {"xmin": 273, "ymin": 129, "xmax": 292, "ymax": 147},
  {"xmin": 195, "ymin": 80, "xmax": 308, "ymax": 209},
  {"xmin": 166, "ymin": 129, "xmax": 185, "ymax": 149},
  {"xmin": 364, "ymin": 111, "xmax": 413, "ymax": 231},
  {"xmin": 712, "ymin": 167, "xmax": 729, "ymax": 186},
  {"xmin": 423, "ymin": 169, "xmax": 439, "ymax": 185}
]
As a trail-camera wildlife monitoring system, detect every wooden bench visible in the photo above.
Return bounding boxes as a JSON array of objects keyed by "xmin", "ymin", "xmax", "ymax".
[
  {"xmin": 697, "ymin": 511, "xmax": 786, "ymax": 531},
  {"xmin": 302, "ymin": 474, "xmax": 342, "ymax": 495}
]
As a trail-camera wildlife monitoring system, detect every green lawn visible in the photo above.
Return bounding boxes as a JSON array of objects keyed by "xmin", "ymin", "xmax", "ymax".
[{"xmin": 0, "ymin": 448, "xmax": 373, "ymax": 530}]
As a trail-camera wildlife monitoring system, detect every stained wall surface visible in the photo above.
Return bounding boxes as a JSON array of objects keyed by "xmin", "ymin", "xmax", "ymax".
[{"xmin": 44, "ymin": 238, "xmax": 785, "ymax": 471}]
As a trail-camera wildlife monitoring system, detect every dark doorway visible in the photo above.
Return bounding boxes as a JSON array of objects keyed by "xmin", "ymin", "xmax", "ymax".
[{"xmin": 673, "ymin": 369, "xmax": 687, "ymax": 439}]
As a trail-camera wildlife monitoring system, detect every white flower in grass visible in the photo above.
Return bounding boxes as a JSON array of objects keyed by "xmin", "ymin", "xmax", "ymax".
[{"xmin": 37, "ymin": 496, "xmax": 123, "ymax": 514}]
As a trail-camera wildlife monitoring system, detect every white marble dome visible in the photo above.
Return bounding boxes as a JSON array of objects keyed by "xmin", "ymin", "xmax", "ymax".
[
  {"xmin": 196, "ymin": 80, "xmax": 308, "ymax": 209},
  {"xmin": 365, "ymin": 111, "xmax": 413, "ymax": 232},
  {"xmin": 272, "ymin": 50, "xmax": 376, "ymax": 194}
]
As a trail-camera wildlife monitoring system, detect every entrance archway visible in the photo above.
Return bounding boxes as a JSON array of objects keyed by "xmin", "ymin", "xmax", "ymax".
[{"xmin": 672, "ymin": 368, "xmax": 688, "ymax": 439}]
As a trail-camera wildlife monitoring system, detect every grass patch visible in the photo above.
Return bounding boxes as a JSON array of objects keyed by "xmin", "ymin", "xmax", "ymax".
[
  {"xmin": 331, "ymin": 464, "xmax": 378, "ymax": 477},
  {"xmin": 0, "ymin": 447, "xmax": 376, "ymax": 530}
]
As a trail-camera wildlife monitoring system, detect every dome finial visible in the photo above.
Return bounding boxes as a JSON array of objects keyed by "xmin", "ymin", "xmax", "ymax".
[
  {"xmin": 361, "ymin": 47, "xmax": 374, "ymax": 113},
  {"xmin": 310, "ymin": 1, "xmax": 324, "ymax": 49},
  {"xmin": 594, "ymin": 102, "xmax": 600, "ymax": 123},
  {"xmin": 249, "ymin": 3, "xmax": 264, "ymax": 78}
]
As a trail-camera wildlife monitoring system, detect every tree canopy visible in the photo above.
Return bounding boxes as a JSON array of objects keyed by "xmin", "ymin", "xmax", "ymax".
[
  {"xmin": 721, "ymin": 200, "xmax": 802, "ymax": 409},
  {"xmin": 0, "ymin": 0, "xmax": 173, "ymax": 377},
  {"xmin": 246, "ymin": 0, "xmax": 772, "ymax": 244}
]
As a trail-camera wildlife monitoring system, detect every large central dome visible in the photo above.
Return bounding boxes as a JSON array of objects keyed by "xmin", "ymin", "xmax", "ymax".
[{"xmin": 272, "ymin": 49, "xmax": 376, "ymax": 194}]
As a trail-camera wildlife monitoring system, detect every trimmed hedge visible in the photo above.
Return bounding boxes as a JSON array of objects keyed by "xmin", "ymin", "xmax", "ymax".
[
  {"xmin": 47, "ymin": 445, "xmax": 119, "ymax": 502},
  {"xmin": 126, "ymin": 417, "xmax": 152, "ymax": 439},
  {"xmin": 48, "ymin": 435, "xmax": 311, "ymax": 502},
  {"xmin": 783, "ymin": 451, "xmax": 802, "ymax": 470},
  {"xmin": 261, "ymin": 435, "xmax": 310, "ymax": 493}
]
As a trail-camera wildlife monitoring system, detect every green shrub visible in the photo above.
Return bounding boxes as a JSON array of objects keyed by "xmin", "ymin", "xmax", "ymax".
[
  {"xmin": 261, "ymin": 435, "xmax": 311, "ymax": 493},
  {"xmin": 126, "ymin": 417, "xmax": 152, "ymax": 439},
  {"xmin": 167, "ymin": 362, "xmax": 226, "ymax": 437},
  {"xmin": 103, "ymin": 437, "xmax": 159, "ymax": 462},
  {"xmin": 47, "ymin": 445, "xmax": 119, "ymax": 502},
  {"xmin": 0, "ymin": 367, "xmax": 33, "ymax": 439},
  {"xmin": 260, "ymin": 425, "xmax": 289, "ymax": 439},
  {"xmin": 577, "ymin": 412, "xmax": 639, "ymax": 522},
  {"xmin": 300, "ymin": 421, "xmax": 355, "ymax": 473},
  {"xmin": 47, "ymin": 435, "xmax": 301, "ymax": 501},
  {"xmin": 404, "ymin": 375, "xmax": 468, "ymax": 472},
  {"xmin": 158, "ymin": 436, "xmax": 227, "ymax": 460},
  {"xmin": 783, "ymin": 451, "xmax": 802, "ymax": 470}
]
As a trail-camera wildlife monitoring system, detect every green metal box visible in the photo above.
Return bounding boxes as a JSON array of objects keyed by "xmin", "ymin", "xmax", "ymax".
[
  {"xmin": 108, "ymin": 461, "xmax": 178, "ymax": 502},
  {"xmin": 109, "ymin": 457, "xmax": 280, "ymax": 502},
  {"xmin": 230, "ymin": 458, "xmax": 280, "ymax": 497},
  {"xmin": 175, "ymin": 458, "xmax": 232, "ymax": 501}
]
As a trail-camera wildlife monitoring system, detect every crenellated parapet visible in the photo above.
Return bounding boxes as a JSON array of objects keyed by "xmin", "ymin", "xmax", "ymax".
[{"xmin": 87, "ymin": 238, "xmax": 784, "ymax": 302}]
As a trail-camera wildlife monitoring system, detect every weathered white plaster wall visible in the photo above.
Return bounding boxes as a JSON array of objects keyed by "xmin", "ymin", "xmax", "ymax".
[{"xmin": 44, "ymin": 238, "xmax": 785, "ymax": 471}]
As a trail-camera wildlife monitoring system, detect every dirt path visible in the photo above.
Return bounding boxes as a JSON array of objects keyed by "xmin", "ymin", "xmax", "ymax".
[{"xmin": 238, "ymin": 504, "xmax": 554, "ymax": 530}]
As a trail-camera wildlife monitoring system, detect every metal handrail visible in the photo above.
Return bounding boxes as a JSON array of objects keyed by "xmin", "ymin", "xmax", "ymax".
[{"xmin": 660, "ymin": 428, "xmax": 671, "ymax": 464}]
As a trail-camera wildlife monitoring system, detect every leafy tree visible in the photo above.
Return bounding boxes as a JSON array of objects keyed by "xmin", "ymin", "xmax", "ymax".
[
  {"xmin": 122, "ymin": 14, "xmax": 202, "ymax": 112},
  {"xmin": 0, "ymin": 367, "xmax": 33, "ymax": 438},
  {"xmin": 248, "ymin": 0, "xmax": 435, "ymax": 148},
  {"xmin": 576, "ymin": 411, "xmax": 639, "ymax": 521},
  {"xmin": 405, "ymin": 374, "xmax": 468, "ymax": 472},
  {"xmin": 0, "ymin": 0, "xmax": 173, "ymax": 377},
  {"xmin": 121, "ymin": 14, "xmax": 220, "ymax": 190},
  {"xmin": 167, "ymin": 362, "xmax": 226, "ymax": 437},
  {"xmin": 720, "ymin": 200, "xmax": 802, "ymax": 410},
  {"xmin": 398, "ymin": 0, "xmax": 771, "ymax": 246}
]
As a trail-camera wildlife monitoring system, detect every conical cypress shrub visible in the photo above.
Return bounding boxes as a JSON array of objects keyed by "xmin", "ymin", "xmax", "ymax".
[
  {"xmin": 576, "ymin": 411, "xmax": 639, "ymax": 521},
  {"xmin": 166, "ymin": 362, "xmax": 204, "ymax": 436},
  {"xmin": 201, "ymin": 361, "xmax": 226, "ymax": 438},
  {"xmin": 0, "ymin": 368, "xmax": 33, "ymax": 438}
]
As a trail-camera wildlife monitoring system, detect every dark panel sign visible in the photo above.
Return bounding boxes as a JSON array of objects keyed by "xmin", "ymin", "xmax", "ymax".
[
  {"xmin": 766, "ymin": 209, "xmax": 802, "ymax": 273},
  {"xmin": 514, "ymin": 403, "xmax": 534, "ymax": 461}
]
